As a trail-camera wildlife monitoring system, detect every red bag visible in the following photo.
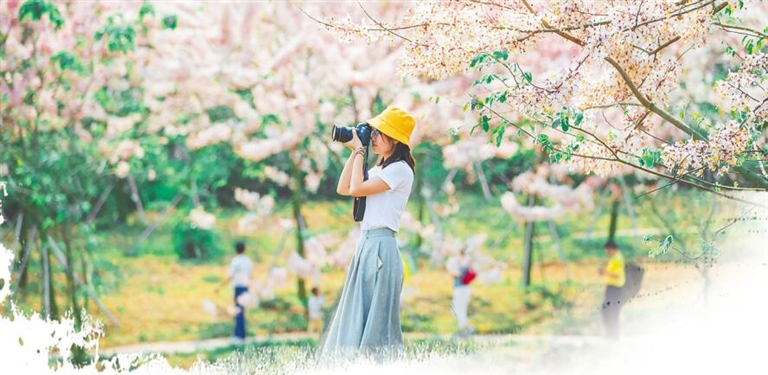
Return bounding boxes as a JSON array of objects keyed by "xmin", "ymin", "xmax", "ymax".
[{"xmin": 461, "ymin": 268, "xmax": 477, "ymax": 285}]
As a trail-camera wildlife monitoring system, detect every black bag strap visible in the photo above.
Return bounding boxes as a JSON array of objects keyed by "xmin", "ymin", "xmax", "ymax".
[{"xmin": 353, "ymin": 147, "xmax": 369, "ymax": 222}]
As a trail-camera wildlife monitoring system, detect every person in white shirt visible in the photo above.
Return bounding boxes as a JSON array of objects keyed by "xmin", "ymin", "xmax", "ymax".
[
  {"xmin": 218, "ymin": 241, "xmax": 253, "ymax": 344},
  {"xmin": 307, "ymin": 286, "xmax": 325, "ymax": 334},
  {"xmin": 321, "ymin": 106, "xmax": 417, "ymax": 358}
]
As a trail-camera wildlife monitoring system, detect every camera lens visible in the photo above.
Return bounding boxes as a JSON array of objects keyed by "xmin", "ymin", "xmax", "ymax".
[{"xmin": 331, "ymin": 125, "xmax": 353, "ymax": 143}]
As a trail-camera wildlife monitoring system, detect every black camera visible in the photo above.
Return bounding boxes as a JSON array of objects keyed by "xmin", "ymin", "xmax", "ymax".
[{"xmin": 331, "ymin": 123, "xmax": 372, "ymax": 146}]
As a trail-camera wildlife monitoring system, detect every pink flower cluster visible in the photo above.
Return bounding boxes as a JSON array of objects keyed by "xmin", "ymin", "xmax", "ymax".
[
  {"xmin": 501, "ymin": 163, "xmax": 595, "ymax": 221},
  {"xmin": 662, "ymin": 120, "xmax": 752, "ymax": 176},
  {"xmin": 189, "ymin": 207, "xmax": 216, "ymax": 230},
  {"xmin": 715, "ymin": 53, "xmax": 768, "ymax": 129}
]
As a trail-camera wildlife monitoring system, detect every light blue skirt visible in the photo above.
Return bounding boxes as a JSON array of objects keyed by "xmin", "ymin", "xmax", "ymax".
[{"xmin": 320, "ymin": 228, "xmax": 404, "ymax": 357}]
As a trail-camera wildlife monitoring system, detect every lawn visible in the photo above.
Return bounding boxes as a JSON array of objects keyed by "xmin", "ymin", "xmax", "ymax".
[{"xmin": 5, "ymin": 190, "xmax": 742, "ymax": 369}]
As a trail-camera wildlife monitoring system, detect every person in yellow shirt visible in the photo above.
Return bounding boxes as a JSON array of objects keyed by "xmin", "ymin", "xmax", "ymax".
[{"xmin": 599, "ymin": 240, "xmax": 625, "ymax": 339}]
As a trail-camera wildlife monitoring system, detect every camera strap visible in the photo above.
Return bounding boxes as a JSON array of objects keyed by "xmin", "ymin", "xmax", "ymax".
[{"xmin": 352, "ymin": 147, "xmax": 369, "ymax": 222}]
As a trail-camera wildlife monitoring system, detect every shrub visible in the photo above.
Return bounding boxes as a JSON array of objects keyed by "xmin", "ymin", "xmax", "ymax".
[{"xmin": 172, "ymin": 220, "xmax": 221, "ymax": 260}]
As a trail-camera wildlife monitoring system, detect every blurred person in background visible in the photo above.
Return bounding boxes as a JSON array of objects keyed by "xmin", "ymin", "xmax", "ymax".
[
  {"xmin": 308, "ymin": 286, "xmax": 325, "ymax": 334},
  {"xmin": 599, "ymin": 240, "xmax": 625, "ymax": 340},
  {"xmin": 218, "ymin": 241, "xmax": 253, "ymax": 345},
  {"xmin": 447, "ymin": 247, "xmax": 476, "ymax": 337}
]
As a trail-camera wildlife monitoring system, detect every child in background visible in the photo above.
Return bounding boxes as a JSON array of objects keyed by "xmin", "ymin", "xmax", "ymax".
[{"xmin": 308, "ymin": 286, "xmax": 325, "ymax": 334}]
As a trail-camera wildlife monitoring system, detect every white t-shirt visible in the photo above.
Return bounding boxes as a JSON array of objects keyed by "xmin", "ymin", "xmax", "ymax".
[
  {"xmin": 308, "ymin": 295, "xmax": 325, "ymax": 319},
  {"xmin": 228, "ymin": 254, "xmax": 253, "ymax": 287},
  {"xmin": 361, "ymin": 161, "xmax": 414, "ymax": 232}
]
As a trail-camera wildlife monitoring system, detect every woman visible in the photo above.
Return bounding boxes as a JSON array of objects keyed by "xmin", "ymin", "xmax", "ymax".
[{"xmin": 321, "ymin": 106, "xmax": 416, "ymax": 358}]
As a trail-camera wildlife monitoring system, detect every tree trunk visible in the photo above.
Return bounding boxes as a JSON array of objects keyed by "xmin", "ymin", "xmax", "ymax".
[
  {"xmin": 548, "ymin": 220, "xmax": 572, "ymax": 281},
  {"xmin": 11, "ymin": 224, "xmax": 36, "ymax": 298},
  {"xmin": 85, "ymin": 182, "xmax": 114, "ymax": 225},
  {"xmin": 414, "ymin": 158, "xmax": 426, "ymax": 250},
  {"xmin": 47, "ymin": 237, "xmax": 121, "ymax": 327},
  {"xmin": 13, "ymin": 214, "xmax": 31, "ymax": 292},
  {"xmin": 522, "ymin": 195, "xmax": 536, "ymax": 288},
  {"xmin": 290, "ymin": 155, "xmax": 309, "ymax": 317},
  {"xmin": 61, "ymin": 226, "xmax": 88, "ymax": 366},
  {"xmin": 619, "ymin": 177, "xmax": 637, "ymax": 234},
  {"xmin": 127, "ymin": 174, "xmax": 147, "ymax": 225},
  {"xmin": 584, "ymin": 194, "xmax": 605, "ymax": 240},
  {"xmin": 40, "ymin": 238, "xmax": 59, "ymax": 319},
  {"xmin": 293, "ymin": 199, "xmax": 308, "ymax": 316},
  {"xmin": 475, "ymin": 162, "xmax": 492, "ymax": 201},
  {"xmin": 42, "ymin": 241, "xmax": 51, "ymax": 318},
  {"xmin": 608, "ymin": 199, "xmax": 620, "ymax": 243}
]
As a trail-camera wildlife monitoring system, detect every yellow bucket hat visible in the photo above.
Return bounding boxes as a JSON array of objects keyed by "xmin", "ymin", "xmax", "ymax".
[{"xmin": 367, "ymin": 106, "xmax": 415, "ymax": 147}]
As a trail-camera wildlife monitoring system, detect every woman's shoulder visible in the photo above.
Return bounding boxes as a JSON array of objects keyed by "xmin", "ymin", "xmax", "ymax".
[{"xmin": 385, "ymin": 160, "xmax": 414, "ymax": 176}]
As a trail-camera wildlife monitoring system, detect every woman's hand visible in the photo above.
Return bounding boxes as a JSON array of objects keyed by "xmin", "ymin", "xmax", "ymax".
[{"xmin": 343, "ymin": 128, "xmax": 363, "ymax": 150}]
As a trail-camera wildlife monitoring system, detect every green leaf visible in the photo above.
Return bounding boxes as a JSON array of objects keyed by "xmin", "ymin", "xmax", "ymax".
[
  {"xmin": 559, "ymin": 111, "xmax": 570, "ymax": 131},
  {"xmin": 493, "ymin": 122, "xmax": 507, "ymax": 147},
  {"xmin": 480, "ymin": 115, "xmax": 490, "ymax": 132},
  {"xmin": 262, "ymin": 113, "xmax": 280, "ymax": 125},
  {"xmin": 50, "ymin": 52, "xmax": 84, "ymax": 73},
  {"xmin": 469, "ymin": 52, "xmax": 490, "ymax": 69},
  {"xmin": 162, "ymin": 15, "xmax": 178, "ymax": 30},
  {"xmin": 552, "ymin": 118, "xmax": 561, "ymax": 129},
  {"xmin": 139, "ymin": 1, "xmax": 155, "ymax": 19},
  {"xmin": 19, "ymin": 0, "xmax": 63, "ymax": 29},
  {"xmin": 648, "ymin": 235, "xmax": 674, "ymax": 257},
  {"xmin": 639, "ymin": 148, "xmax": 662, "ymax": 168},
  {"xmin": 95, "ymin": 22, "xmax": 137, "ymax": 53},
  {"xmin": 573, "ymin": 113, "xmax": 584, "ymax": 126},
  {"xmin": 497, "ymin": 91, "xmax": 508, "ymax": 103},
  {"xmin": 523, "ymin": 72, "xmax": 532, "ymax": 83}
]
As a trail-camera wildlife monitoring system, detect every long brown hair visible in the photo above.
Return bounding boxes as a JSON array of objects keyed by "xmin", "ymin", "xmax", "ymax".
[{"xmin": 378, "ymin": 142, "xmax": 416, "ymax": 172}]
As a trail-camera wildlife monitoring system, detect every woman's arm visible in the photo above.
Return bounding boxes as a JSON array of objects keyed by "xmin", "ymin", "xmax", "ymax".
[
  {"xmin": 336, "ymin": 131, "xmax": 363, "ymax": 196},
  {"xmin": 349, "ymin": 152, "xmax": 391, "ymax": 197},
  {"xmin": 336, "ymin": 151, "xmax": 357, "ymax": 196}
]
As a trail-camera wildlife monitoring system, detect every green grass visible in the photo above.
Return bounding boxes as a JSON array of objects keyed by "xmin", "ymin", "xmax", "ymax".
[
  {"xmin": 7, "ymin": 191, "xmax": 728, "ymax": 362},
  {"xmin": 80, "ymin": 191, "xmax": 663, "ymax": 274},
  {"xmin": 158, "ymin": 336, "xmax": 501, "ymax": 369}
]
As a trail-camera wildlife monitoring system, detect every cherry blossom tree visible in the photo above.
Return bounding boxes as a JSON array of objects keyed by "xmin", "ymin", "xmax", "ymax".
[
  {"xmin": 0, "ymin": 0, "xmax": 173, "ymax": 364},
  {"xmin": 321, "ymin": 0, "xmax": 768, "ymax": 199}
]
